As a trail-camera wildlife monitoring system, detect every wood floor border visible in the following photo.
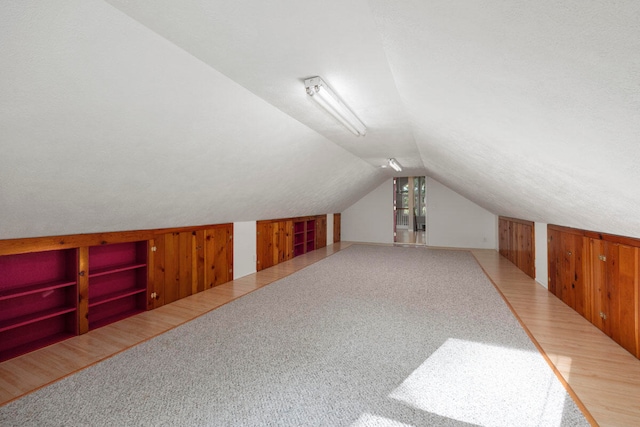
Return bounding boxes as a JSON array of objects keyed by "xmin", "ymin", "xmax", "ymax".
[
  {"xmin": 471, "ymin": 250, "xmax": 597, "ymax": 426},
  {"xmin": 471, "ymin": 249, "xmax": 640, "ymax": 427}
]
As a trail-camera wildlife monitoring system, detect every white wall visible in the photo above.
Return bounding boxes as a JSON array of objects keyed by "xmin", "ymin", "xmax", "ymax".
[
  {"xmin": 427, "ymin": 177, "xmax": 497, "ymax": 249},
  {"xmin": 327, "ymin": 214, "xmax": 334, "ymax": 245},
  {"xmin": 341, "ymin": 177, "xmax": 497, "ymax": 248},
  {"xmin": 233, "ymin": 221, "xmax": 256, "ymax": 280},
  {"xmin": 535, "ymin": 222, "xmax": 548, "ymax": 289},
  {"xmin": 342, "ymin": 179, "xmax": 394, "ymax": 244}
]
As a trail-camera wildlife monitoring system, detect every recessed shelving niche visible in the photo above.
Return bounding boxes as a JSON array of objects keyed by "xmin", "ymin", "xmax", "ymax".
[
  {"xmin": 87, "ymin": 241, "xmax": 147, "ymax": 330},
  {"xmin": 0, "ymin": 249, "xmax": 78, "ymax": 362}
]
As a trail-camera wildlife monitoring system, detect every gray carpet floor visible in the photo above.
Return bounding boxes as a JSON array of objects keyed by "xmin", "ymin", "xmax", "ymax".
[{"xmin": 0, "ymin": 245, "xmax": 589, "ymax": 426}]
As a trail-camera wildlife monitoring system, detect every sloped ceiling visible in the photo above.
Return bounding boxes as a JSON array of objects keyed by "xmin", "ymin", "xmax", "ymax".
[{"xmin": 1, "ymin": 1, "xmax": 639, "ymax": 239}]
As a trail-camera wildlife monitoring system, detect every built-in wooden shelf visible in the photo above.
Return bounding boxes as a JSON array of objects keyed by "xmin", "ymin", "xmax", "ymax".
[
  {"xmin": 89, "ymin": 287, "xmax": 147, "ymax": 308},
  {"xmin": 0, "ymin": 307, "xmax": 76, "ymax": 333},
  {"xmin": 87, "ymin": 242, "xmax": 147, "ymax": 331},
  {"xmin": 89, "ymin": 263, "xmax": 146, "ymax": 278},
  {"xmin": 0, "ymin": 222, "xmax": 236, "ymax": 363},
  {"xmin": 0, "ymin": 248, "xmax": 78, "ymax": 362},
  {"xmin": 0, "ymin": 280, "xmax": 76, "ymax": 301}
]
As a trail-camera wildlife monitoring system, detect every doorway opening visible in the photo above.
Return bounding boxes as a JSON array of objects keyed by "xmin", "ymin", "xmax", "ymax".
[{"xmin": 394, "ymin": 177, "xmax": 426, "ymax": 245}]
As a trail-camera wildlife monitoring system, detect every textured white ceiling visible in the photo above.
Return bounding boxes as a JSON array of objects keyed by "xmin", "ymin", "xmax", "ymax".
[
  {"xmin": 1, "ymin": 1, "xmax": 639, "ymax": 239},
  {"xmin": 369, "ymin": 0, "xmax": 640, "ymax": 237}
]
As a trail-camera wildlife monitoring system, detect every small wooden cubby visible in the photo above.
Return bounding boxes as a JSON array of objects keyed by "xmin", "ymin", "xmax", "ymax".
[
  {"xmin": 293, "ymin": 219, "xmax": 316, "ymax": 257},
  {"xmin": 304, "ymin": 219, "xmax": 316, "ymax": 254},
  {"xmin": 293, "ymin": 221, "xmax": 305, "ymax": 257},
  {"xmin": 87, "ymin": 241, "xmax": 148, "ymax": 330},
  {"xmin": 0, "ymin": 249, "xmax": 78, "ymax": 362}
]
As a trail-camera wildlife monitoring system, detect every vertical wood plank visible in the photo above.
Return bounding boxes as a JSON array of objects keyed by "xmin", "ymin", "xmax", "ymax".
[
  {"xmin": 602, "ymin": 241, "xmax": 617, "ymax": 337},
  {"xmin": 547, "ymin": 229, "xmax": 558, "ymax": 294},
  {"xmin": 580, "ymin": 236, "xmax": 591, "ymax": 320},
  {"xmin": 316, "ymin": 216, "xmax": 327, "ymax": 249},
  {"xmin": 210, "ymin": 227, "xmax": 223, "ymax": 287},
  {"xmin": 228, "ymin": 224, "xmax": 234, "ymax": 281},
  {"xmin": 208, "ymin": 226, "xmax": 232, "ymax": 287},
  {"xmin": 204, "ymin": 230, "xmax": 214, "ymax": 289},
  {"xmin": 163, "ymin": 233, "xmax": 180, "ymax": 305},
  {"xmin": 77, "ymin": 246, "xmax": 89, "ymax": 335},
  {"xmin": 559, "ymin": 232, "xmax": 570, "ymax": 307},
  {"xmin": 635, "ymin": 247, "xmax": 640, "ymax": 359},
  {"xmin": 285, "ymin": 220, "xmax": 293, "ymax": 260},
  {"xmin": 591, "ymin": 239, "xmax": 605, "ymax": 328},
  {"xmin": 277, "ymin": 221, "xmax": 287, "ymax": 263},
  {"xmin": 498, "ymin": 218, "xmax": 505, "ymax": 258},
  {"xmin": 528, "ymin": 223, "xmax": 535, "ymax": 278},
  {"xmin": 615, "ymin": 245, "xmax": 636, "ymax": 355},
  {"xmin": 516, "ymin": 223, "xmax": 523, "ymax": 269},
  {"xmin": 153, "ymin": 235, "xmax": 166, "ymax": 309},
  {"xmin": 500, "ymin": 218, "xmax": 535, "ymax": 280},
  {"xmin": 256, "ymin": 221, "xmax": 272, "ymax": 272},
  {"xmin": 147, "ymin": 239, "xmax": 155, "ymax": 311},
  {"xmin": 272, "ymin": 222, "xmax": 281, "ymax": 266},
  {"xmin": 194, "ymin": 230, "xmax": 205, "ymax": 294},
  {"xmin": 190, "ymin": 232, "xmax": 197, "ymax": 295},
  {"xmin": 573, "ymin": 234, "xmax": 586, "ymax": 317},
  {"xmin": 178, "ymin": 232, "xmax": 192, "ymax": 299}
]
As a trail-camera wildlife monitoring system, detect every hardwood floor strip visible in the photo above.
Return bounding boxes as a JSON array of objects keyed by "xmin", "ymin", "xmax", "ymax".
[{"xmin": 472, "ymin": 249, "xmax": 640, "ymax": 427}]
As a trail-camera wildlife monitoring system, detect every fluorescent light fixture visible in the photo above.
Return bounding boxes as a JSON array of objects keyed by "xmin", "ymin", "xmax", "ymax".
[
  {"xmin": 304, "ymin": 76, "xmax": 366, "ymax": 136},
  {"xmin": 388, "ymin": 158, "xmax": 403, "ymax": 172}
]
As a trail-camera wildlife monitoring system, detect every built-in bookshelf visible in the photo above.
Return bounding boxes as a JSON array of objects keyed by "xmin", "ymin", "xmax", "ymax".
[
  {"xmin": 87, "ymin": 241, "xmax": 147, "ymax": 330},
  {"xmin": 294, "ymin": 221, "xmax": 305, "ymax": 257},
  {"xmin": 293, "ymin": 219, "xmax": 316, "ymax": 257},
  {"xmin": 0, "ymin": 222, "xmax": 231, "ymax": 361},
  {"xmin": 305, "ymin": 219, "xmax": 316, "ymax": 253},
  {"xmin": 0, "ymin": 249, "xmax": 78, "ymax": 362}
]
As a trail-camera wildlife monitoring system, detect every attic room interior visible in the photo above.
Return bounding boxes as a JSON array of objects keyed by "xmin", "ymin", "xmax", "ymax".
[{"xmin": 1, "ymin": 1, "xmax": 639, "ymax": 426}]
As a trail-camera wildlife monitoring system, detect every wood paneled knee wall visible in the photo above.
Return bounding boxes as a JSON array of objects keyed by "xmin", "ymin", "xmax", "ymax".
[
  {"xmin": 256, "ymin": 215, "xmax": 329, "ymax": 271},
  {"xmin": 0, "ymin": 223, "xmax": 233, "ymax": 361},
  {"xmin": 498, "ymin": 216, "xmax": 535, "ymax": 279},
  {"xmin": 548, "ymin": 224, "xmax": 640, "ymax": 359}
]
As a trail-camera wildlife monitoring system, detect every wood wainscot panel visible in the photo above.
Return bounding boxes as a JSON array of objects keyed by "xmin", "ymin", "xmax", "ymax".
[
  {"xmin": 316, "ymin": 216, "xmax": 327, "ymax": 249},
  {"xmin": 256, "ymin": 221, "xmax": 274, "ymax": 272},
  {"xmin": 205, "ymin": 225, "xmax": 233, "ymax": 288},
  {"xmin": 498, "ymin": 216, "xmax": 535, "ymax": 279},
  {"xmin": 551, "ymin": 223, "xmax": 640, "ymax": 359}
]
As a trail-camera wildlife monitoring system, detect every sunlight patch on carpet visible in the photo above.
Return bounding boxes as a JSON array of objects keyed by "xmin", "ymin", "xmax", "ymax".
[{"xmin": 390, "ymin": 338, "xmax": 568, "ymax": 427}]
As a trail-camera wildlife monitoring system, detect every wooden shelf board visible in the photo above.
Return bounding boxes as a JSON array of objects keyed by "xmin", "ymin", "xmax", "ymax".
[
  {"xmin": 0, "ymin": 280, "xmax": 76, "ymax": 302},
  {"xmin": 0, "ymin": 307, "xmax": 76, "ymax": 333},
  {"xmin": 89, "ymin": 288, "xmax": 147, "ymax": 308},
  {"xmin": 89, "ymin": 263, "xmax": 147, "ymax": 278}
]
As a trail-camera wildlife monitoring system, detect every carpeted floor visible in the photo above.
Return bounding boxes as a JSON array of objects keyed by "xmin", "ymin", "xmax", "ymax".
[{"xmin": 0, "ymin": 245, "xmax": 589, "ymax": 426}]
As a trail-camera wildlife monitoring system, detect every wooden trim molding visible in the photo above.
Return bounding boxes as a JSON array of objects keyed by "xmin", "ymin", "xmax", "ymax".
[
  {"xmin": 549, "ymin": 223, "xmax": 640, "ymax": 247},
  {"xmin": 0, "ymin": 223, "xmax": 233, "ymax": 257},
  {"xmin": 499, "ymin": 216, "xmax": 534, "ymax": 227}
]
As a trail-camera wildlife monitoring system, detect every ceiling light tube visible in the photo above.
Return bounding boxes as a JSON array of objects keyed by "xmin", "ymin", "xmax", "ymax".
[
  {"xmin": 305, "ymin": 77, "xmax": 366, "ymax": 136},
  {"xmin": 388, "ymin": 158, "xmax": 403, "ymax": 172}
]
